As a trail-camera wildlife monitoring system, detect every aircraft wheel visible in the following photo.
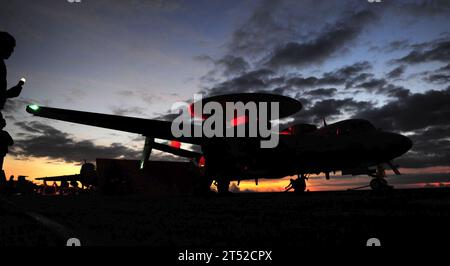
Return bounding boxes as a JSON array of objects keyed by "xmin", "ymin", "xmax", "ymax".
[{"xmin": 370, "ymin": 178, "xmax": 391, "ymax": 191}]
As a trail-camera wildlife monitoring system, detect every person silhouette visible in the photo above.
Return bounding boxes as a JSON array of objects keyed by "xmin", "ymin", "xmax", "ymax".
[
  {"xmin": 285, "ymin": 176, "xmax": 306, "ymax": 193},
  {"xmin": 0, "ymin": 114, "xmax": 13, "ymax": 172},
  {"xmin": 0, "ymin": 31, "xmax": 23, "ymax": 110},
  {"xmin": 285, "ymin": 178, "xmax": 295, "ymax": 192}
]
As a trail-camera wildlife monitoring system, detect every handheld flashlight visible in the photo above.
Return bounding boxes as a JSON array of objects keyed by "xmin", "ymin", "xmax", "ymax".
[{"xmin": 18, "ymin": 77, "xmax": 26, "ymax": 86}]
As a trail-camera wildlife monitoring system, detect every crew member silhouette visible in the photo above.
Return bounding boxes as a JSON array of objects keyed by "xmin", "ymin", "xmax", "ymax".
[
  {"xmin": 285, "ymin": 176, "xmax": 306, "ymax": 193},
  {"xmin": 0, "ymin": 114, "xmax": 13, "ymax": 174},
  {"xmin": 1, "ymin": 31, "xmax": 23, "ymax": 110},
  {"xmin": 285, "ymin": 178, "xmax": 295, "ymax": 192}
]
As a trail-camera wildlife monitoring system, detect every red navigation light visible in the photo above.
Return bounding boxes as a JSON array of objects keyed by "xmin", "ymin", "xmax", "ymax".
[
  {"xmin": 170, "ymin": 140, "xmax": 181, "ymax": 149},
  {"xmin": 279, "ymin": 127, "xmax": 293, "ymax": 135},
  {"xmin": 231, "ymin": 115, "xmax": 248, "ymax": 127},
  {"xmin": 199, "ymin": 156, "xmax": 206, "ymax": 167}
]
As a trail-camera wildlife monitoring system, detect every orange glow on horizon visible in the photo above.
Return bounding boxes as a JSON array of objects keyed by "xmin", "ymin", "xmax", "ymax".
[
  {"xmin": 399, "ymin": 166, "xmax": 450, "ymax": 174},
  {"xmin": 4, "ymin": 154, "xmax": 450, "ymax": 191},
  {"xmin": 3, "ymin": 155, "xmax": 80, "ymax": 184}
]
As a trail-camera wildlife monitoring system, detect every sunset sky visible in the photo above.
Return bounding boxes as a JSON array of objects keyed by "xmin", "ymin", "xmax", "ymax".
[{"xmin": 1, "ymin": 0, "xmax": 450, "ymax": 191}]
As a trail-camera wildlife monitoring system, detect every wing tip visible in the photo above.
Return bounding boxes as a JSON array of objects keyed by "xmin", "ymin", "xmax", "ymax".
[{"xmin": 26, "ymin": 104, "xmax": 40, "ymax": 114}]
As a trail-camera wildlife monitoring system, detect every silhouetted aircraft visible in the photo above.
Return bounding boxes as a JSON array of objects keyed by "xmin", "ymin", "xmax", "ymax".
[
  {"xmin": 26, "ymin": 93, "xmax": 412, "ymax": 193},
  {"xmin": 35, "ymin": 162, "xmax": 97, "ymax": 188}
]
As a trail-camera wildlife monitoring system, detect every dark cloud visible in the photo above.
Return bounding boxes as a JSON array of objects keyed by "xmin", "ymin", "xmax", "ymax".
[
  {"xmin": 298, "ymin": 98, "xmax": 372, "ymax": 124},
  {"xmin": 204, "ymin": 61, "xmax": 373, "ymax": 96},
  {"xmin": 206, "ymin": 69, "xmax": 279, "ymax": 96},
  {"xmin": 387, "ymin": 65, "xmax": 406, "ymax": 79},
  {"xmin": 265, "ymin": 11, "xmax": 377, "ymax": 68},
  {"xmin": 424, "ymin": 74, "xmax": 450, "ymax": 84},
  {"xmin": 287, "ymin": 61, "xmax": 372, "ymax": 89},
  {"xmin": 396, "ymin": 126, "xmax": 450, "ymax": 168},
  {"xmin": 330, "ymin": 61, "xmax": 372, "ymax": 80},
  {"xmin": 226, "ymin": 0, "xmax": 349, "ymax": 57},
  {"xmin": 287, "ymin": 76, "xmax": 335, "ymax": 89},
  {"xmin": 370, "ymin": 40, "xmax": 410, "ymax": 53},
  {"xmin": 395, "ymin": 39, "xmax": 450, "ymax": 64},
  {"xmin": 351, "ymin": 79, "xmax": 410, "ymax": 98},
  {"xmin": 215, "ymin": 55, "xmax": 250, "ymax": 77},
  {"xmin": 110, "ymin": 106, "xmax": 146, "ymax": 116},
  {"xmin": 380, "ymin": 85, "xmax": 411, "ymax": 99},
  {"xmin": 11, "ymin": 121, "xmax": 140, "ymax": 163},
  {"xmin": 354, "ymin": 78, "xmax": 387, "ymax": 92},
  {"xmin": 304, "ymin": 88, "xmax": 337, "ymax": 98},
  {"xmin": 390, "ymin": 0, "xmax": 450, "ymax": 17},
  {"xmin": 227, "ymin": 0, "xmax": 291, "ymax": 56},
  {"xmin": 439, "ymin": 63, "xmax": 450, "ymax": 72},
  {"xmin": 387, "ymin": 40, "xmax": 410, "ymax": 51},
  {"xmin": 196, "ymin": 55, "xmax": 251, "ymax": 82},
  {"xmin": 355, "ymin": 86, "xmax": 450, "ymax": 131}
]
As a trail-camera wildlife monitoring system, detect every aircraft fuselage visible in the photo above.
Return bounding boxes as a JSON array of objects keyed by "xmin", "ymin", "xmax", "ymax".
[{"xmin": 202, "ymin": 119, "xmax": 412, "ymax": 181}]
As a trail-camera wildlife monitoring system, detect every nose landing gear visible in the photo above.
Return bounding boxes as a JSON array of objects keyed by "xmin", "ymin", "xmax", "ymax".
[{"xmin": 369, "ymin": 164, "xmax": 393, "ymax": 191}]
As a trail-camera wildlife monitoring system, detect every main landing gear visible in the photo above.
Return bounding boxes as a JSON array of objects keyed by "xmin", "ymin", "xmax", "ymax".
[{"xmin": 369, "ymin": 165, "xmax": 393, "ymax": 191}]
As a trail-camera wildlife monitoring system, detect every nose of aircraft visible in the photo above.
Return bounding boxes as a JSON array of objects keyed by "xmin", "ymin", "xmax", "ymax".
[{"xmin": 388, "ymin": 133, "xmax": 413, "ymax": 156}]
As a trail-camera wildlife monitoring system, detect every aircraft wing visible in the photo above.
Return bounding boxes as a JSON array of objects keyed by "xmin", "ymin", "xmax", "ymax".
[
  {"xmin": 26, "ymin": 105, "xmax": 203, "ymax": 144},
  {"xmin": 35, "ymin": 174, "xmax": 80, "ymax": 182}
]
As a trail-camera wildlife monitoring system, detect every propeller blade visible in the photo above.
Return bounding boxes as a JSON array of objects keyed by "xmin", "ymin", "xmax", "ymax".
[
  {"xmin": 140, "ymin": 137, "xmax": 154, "ymax": 169},
  {"xmin": 387, "ymin": 161, "xmax": 401, "ymax": 175},
  {"xmin": 322, "ymin": 117, "xmax": 327, "ymax": 127}
]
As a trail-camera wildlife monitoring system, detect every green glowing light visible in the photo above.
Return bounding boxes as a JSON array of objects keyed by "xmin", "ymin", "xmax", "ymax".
[
  {"xmin": 140, "ymin": 161, "xmax": 145, "ymax": 169},
  {"xmin": 28, "ymin": 104, "xmax": 40, "ymax": 111}
]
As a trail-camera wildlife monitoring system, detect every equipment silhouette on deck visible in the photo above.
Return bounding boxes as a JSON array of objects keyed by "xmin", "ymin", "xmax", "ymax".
[
  {"xmin": 36, "ymin": 162, "xmax": 98, "ymax": 189},
  {"xmin": 26, "ymin": 93, "xmax": 413, "ymax": 194},
  {"xmin": 0, "ymin": 175, "xmax": 37, "ymax": 195}
]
